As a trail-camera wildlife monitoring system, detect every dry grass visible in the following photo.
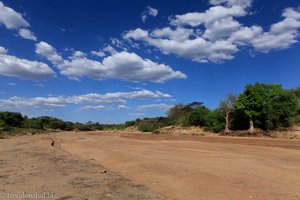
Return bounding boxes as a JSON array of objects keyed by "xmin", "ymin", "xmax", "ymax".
[
  {"xmin": 152, "ymin": 125, "xmax": 300, "ymax": 139},
  {"xmin": 269, "ymin": 125, "xmax": 300, "ymax": 139},
  {"xmin": 152, "ymin": 125, "xmax": 207, "ymax": 136}
]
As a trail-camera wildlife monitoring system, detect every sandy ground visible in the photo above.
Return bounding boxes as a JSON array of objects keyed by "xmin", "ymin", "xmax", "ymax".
[
  {"xmin": 1, "ymin": 132, "xmax": 300, "ymax": 200},
  {"xmin": 0, "ymin": 135, "xmax": 167, "ymax": 200}
]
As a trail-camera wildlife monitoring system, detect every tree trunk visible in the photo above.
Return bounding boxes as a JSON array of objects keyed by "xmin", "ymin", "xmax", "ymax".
[
  {"xmin": 249, "ymin": 118, "xmax": 254, "ymax": 133},
  {"xmin": 225, "ymin": 112, "xmax": 230, "ymax": 133}
]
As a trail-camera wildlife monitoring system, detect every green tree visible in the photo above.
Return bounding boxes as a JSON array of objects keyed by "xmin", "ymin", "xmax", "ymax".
[
  {"xmin": 24, "ymin": 118, "xmax": 43, "ymax": 129},
  {"xmin": 0, "ymin": 119, "xmax": 12, "ymax": 131},
  {"xmin": 0, "ymin": 112, "xmax": 25, "ymax": 127},
  {"xmin": 167, "ymin": 104, "xmax": 191, "ymax": 121},
  {"xmin": 291, "ymin": 87, "xmax": 300, "ymax": 124},
  {"xmin": 292, "ymin": 86, "xmax": 300, "ymax": 98},
  {"xmin": 185, "ymin": 106, "xmax": 210, "ymax": 126},
  {"xmin": 230, "ymin": 109, "xmax": 249, "ymax": 130},
  {"xmin": 263, "ymin": 90, "xmax": 298, "ymax": 129},
  {"xmin": 125, "ymin": 120, "xmax": 135, "ymax": 127},
  {"xmin": 167, "ymin": 102, "xmax": 203, "ymax": 123},
  {"xmin": 235, "ymin": 83, "xmax": 298, "ymax": 132},
  {"xmin": 137, "ymin": 123, "xmax": 158, "ymax": 132},
  {"xmin": 205, "ymin": 109, "xmax": 225, "ymax": 132}
]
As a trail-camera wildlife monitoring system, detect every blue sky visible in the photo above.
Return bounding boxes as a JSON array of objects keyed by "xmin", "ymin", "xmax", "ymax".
[{"xmin": 0, "ymin": 0, "xmax": 299, "ymax": 123}]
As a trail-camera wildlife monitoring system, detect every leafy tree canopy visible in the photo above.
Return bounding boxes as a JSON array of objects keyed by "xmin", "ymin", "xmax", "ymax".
[{"xmin": 235, "ymin": 83, "xmax": 298, "ymax": 130}]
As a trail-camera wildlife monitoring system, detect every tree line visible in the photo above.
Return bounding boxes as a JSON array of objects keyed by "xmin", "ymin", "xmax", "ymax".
[
  {"xmin": 0, "ymin": 114, "xmax": 124, "ymax": 134},
  {"xmin": 126, "ymin": 83, "xmax": 300, "ymax": 132},
  {"xmin": 0, "ymin": 83, "xmax": 299, "ymax": 135}
]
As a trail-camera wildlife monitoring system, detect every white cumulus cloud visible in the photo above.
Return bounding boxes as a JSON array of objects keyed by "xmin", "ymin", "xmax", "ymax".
[
  {"xmin": 124, "ymin": 3, "xmax": 300, "ymax": 63},
  {"xmin": 78, "ymin": 104, "xmax": 130, "ymax": 111},
  {"xmin": 0, "ymin": 89, "xmax": 171, "ymax": 109},
  {"xmin": 250, "ymin": 8, "xmax": 300, "ymax": 53},
  {"xmin": 35, "ymin": 41, "xmax": 186, "ymax": 82},
  {"xmin": 170, "ymin": 5, "xmax": 247, "ymax": 27},
  {"xmin": 91, "ymin": 50, "xmax": 106, "ymax": 57},
  {"xmin": 0, "ymin": 1, "xmax": 38, "ymax": 41},
  {"xmin": 0, "ymin": 46, "xmax": 8, "ymax": 54},
  {"xmin": 0, "ymin": 45, "xmax": 55, "ymax": 79},
  {"xmin": 78, "ymin": 105, "xmax": 112, "ymax": 111},
  {"xmin": 209, "ymin": 0, "xmax": 253, "ymax": 8},
  {"xmin": 141, "ymin": 6, "xmax": 158, "ymax": 23},
  {"xmin": 18, "ymin": 28, "xmax": 37, "ymax": 41},
  {"xmin": 0, "ymin": 1, "xmax": 29, "ymax": 29},
  {"xmin": 137, "ymin": 103, "xmax": 172, "ymax": 111},
  {"xmin": 125, "ymin": 28, "xmax": 238, "ymax": 63}
]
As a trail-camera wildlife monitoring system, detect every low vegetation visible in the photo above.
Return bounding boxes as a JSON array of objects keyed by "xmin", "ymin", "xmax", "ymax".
[
  {"xmin": 0, "ymin": 113, "xmax": 125, "ymax": 137},
  {"xmin": 0, "ymin": 83, "xmax": 299, "ymax": 137}
]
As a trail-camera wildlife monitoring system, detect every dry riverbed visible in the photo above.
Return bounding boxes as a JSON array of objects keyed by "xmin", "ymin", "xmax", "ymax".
[{"xmin": 1, "ymin": 131, "xmax": 300, "ymax": 200}]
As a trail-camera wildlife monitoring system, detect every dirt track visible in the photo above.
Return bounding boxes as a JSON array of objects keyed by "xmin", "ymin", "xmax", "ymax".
[{"xmin": 1, "ymin": 132, "xmax": 300, "ymax": 200}]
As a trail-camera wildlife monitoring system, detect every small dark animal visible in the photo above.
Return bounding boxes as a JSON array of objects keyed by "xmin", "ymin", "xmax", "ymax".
[{"xmin": 51, "ymin": 140, "xmax": 55, "ymax": 146}]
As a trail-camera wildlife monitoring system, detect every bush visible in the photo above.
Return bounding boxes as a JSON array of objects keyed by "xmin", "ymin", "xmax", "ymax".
[
  {"xmin": 167, "ymin": 104, "xmax": 191, "ymax": 121},
  {"xmin": 178, "ymin": 116, "xmax": 190, "ymax": 127},
  {"xmin": 138, "ymin": 123, "xmax": 159, "ymax": 132},
  {"xmin": 48, "ymin": 119, "xmax": 67, "ymax": 130},
  {"xmin": 135, "ymin": 117, "xmax": 174, "ymax": 132},
  {"xmin": 204, "ymin": 109, "xmax": 225, "ymax": 133},
  {"xmin": 92, "ymin": 122, "xmax": 103, "ymax": 130},
  {"xmin": 64, "ymin": 122, "xmax": 75, "ymax": 131},
  {"xmin": 24, "ymin": 118, "xmax": 43, "ymax": 129},
  {"xmin": 73, "ymin": 123, "xmax": 93, "ymax": 131},
  {"xmin": 0, "ymin": 119, "xmax": 13, "ymax": 131},
  {"xmin": 185, "ymin": 106, "xmax": 210, "ymax": 126},
  {"xmin": 296, "ymin": 114, "xmax": 300, "ymax": 124},
  {"xmin": 0, "ymin": 112, "xmax": 25, "ymax": 127},
  {"xmin": 125, "ymin": 120, "xmax": 136, "ymax": 127}
]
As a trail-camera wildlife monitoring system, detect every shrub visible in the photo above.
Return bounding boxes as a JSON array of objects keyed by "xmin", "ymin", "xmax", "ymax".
[
  {"xmin": 64, "ymin": 121, "xmax": 75, "ymax": 131},
  {"xmin": 138, "ymin": 123, "xmax": 159, "ymax": 132},
  {"xmin": 185, "ymin": 106, "xmax": 210, "ymax": 126},
  {"xmin": 0, "ymin": 119, "xmax": 13, "ymax": 131},
  {"xmin": 0, "ymin": 112, "xmax": 25, "ymax": 127},
  {"xmin": 125, "ymin": 120, "xmax": 135, "ymax": 127},
  {"xmin": 74, "ymin": 123, "xmax": 93, "ymax": 131},
  {"xmin": 204, "ymin": 109, "xmax": 225, "ymax": 133},
  {"xmin": 24, "ymin": 118, "xmax": 43, "ymax": 129},
  {"xmin": 135, "ymin": 117, "xmax": 174, "ymax": 132}
]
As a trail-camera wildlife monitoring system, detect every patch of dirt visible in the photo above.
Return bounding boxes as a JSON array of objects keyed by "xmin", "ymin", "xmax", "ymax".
[
  {"xmin": 50, "ymin": 131, "xmax": 300, "ymax": 200},
  {"xmin": 0, "ymin": 136, "xmax": 168, "ymax": 200},
  {"xmin": 2, "ymin": 132, "xmax": 300, "ymax": 200}
]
